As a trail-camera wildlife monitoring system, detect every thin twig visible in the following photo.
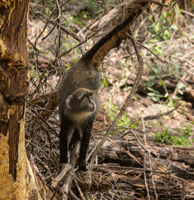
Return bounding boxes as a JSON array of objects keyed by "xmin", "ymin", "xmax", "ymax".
[
  {"xmin": 120, "ymin": 116, "xmax": 141, "ymax": 138},
  {"xmin": 158, "ymin": 0, "xmax": 165, "ymax": 20},
  {"xmin": 51, "ymin": 164, "xmax": 72, "ymax": 187},
  {"xmin": 88, "ymin": 28, "xmax": 144, "ymax": 175},
  {"xmin": 126, "ymin": 32, "xmax": 164, "ymax": 63},
  {"xmin": 145, "ymin": 0, "xmax": 177, "ymax": 42},
  {"xmin": 55, "ymin": 0, "xmax": 62, "ymax": 60},
  {"xmin": 95, "ymin": 165, "xmax": 169, "ymax": 174},
  {"xmin": 69, "ymin": 189, "xmax": 81, "ymax": 200},
  {"xmin": 143, "ymin": 105, "xmax": 179, "ymax": 120},
  {"xmin": 181, "ymin": 9, "xmax": 194, "ymax": 18},
  {"xmin": 171, "ymin": 55, "xmax": 194, "ymax": 68},
  {"xmin": 143, "ymin": 154, "xmax": 150, "ymax": 200},
  {"xmin": 108, "ymin": 137, "xmax": 142, "ymax": 165},
  {"xmin": 142, "ymin": 117, "xmax": 158, "ymax": 199},
  {"xmin": 27, "ymin": 89, "xmax": 58, "ymax": 107},
  {"xmin": 73, "ymin": 176, "xmax": 86, "ymax": 200},
  {"xmin": 138, "ymin": 0, "xmax": 169, "ymax": 7}
]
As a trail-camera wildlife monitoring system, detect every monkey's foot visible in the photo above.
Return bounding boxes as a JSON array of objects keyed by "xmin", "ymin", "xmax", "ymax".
[
  {"xmin": 60, "ymin": 157, "xmax": 68, "ymax": 164},
  {"xmin": 78, "ymin": 160, "xmax": 87, "ymax": 171}
]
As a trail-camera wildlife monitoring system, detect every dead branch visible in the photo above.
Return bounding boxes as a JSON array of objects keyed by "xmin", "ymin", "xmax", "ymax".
[
  {"xmin": 88, "ymin": 27, "xmax": 144, "ymax": 176},
  {"xmin": 27, "ymin": 89, "xmax": 58, "ymax": 107},
  {"xmin": 51, "ymin": 164, "xmax": 72, "ymax": 188},
  {"xmin": 108, "ymin": 137, "xmax": 142, "ymax": 165},
  {"xmin": 143, "ymin": 105, "xmax": 179, "ymax": 120}
]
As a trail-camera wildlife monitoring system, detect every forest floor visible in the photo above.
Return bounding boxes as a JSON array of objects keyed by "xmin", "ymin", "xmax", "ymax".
[{"xmin": 26, "ymin": 3, "xmax": 194, "ymax": 199}]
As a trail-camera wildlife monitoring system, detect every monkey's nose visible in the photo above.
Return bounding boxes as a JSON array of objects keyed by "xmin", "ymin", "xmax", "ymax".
[{"xmin": 88, "ymin": 104, "xmax": 95, "ymax": 112}]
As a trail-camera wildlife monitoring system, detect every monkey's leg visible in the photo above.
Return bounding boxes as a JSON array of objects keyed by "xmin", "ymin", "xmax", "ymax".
[
  {"xmin": 59, "ymin": 116, "xmax": 74, "ymax": 164},
  {"xmin": 69, "ymin": 128, "xmax": 81, "ymax": 151},
  {"xmin": 78, "ymin": 115, "xmax": 95, "ymax": 171},
  {"xmin": 69, "ymin": 129, "xmax": 81, "ymax": 166}
]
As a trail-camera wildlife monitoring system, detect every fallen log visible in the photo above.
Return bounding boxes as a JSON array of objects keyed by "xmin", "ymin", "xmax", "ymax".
[{"xmin": 84, "ymin": 137, "xmax": 194, "ymax": 199}]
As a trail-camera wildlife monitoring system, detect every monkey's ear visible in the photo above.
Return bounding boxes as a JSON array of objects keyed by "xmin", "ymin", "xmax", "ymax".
[
  {"xmin": 89, "ymin": 91, "xmax": 94, "ymax": 96},
  {"xmin": 88, "ymin": 90, "xmax": 95, "ymax": 96},
  {"xmin": 77, "ymin": 93, "xmax": 84, "ymax": 100},
  {"xmin": 66, "ymin": 95, "xmax": 73, "ymax": 109}
]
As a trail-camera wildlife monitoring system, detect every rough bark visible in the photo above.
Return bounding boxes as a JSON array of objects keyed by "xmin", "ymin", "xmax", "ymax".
[
  {"xmin": 0, "ymin": 1, "xmax": 53, "ymax": 199},
  {"xmin": 89, "ymin": 138, "xmax": 194, "ymax": 169}
]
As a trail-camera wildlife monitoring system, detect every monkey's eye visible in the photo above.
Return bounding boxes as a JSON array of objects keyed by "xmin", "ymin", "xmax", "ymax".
[{"xmin": 83, "ymin": 96, "xmax": 88, "ymax": 100}]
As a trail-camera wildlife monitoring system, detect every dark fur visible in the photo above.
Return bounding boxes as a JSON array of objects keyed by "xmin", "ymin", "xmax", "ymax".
[{"xmin": 58, "ymin": 60, "xmax": 100, "ymax": 170}]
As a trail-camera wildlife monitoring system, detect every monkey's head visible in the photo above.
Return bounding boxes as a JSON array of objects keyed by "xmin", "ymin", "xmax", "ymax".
[{"xmin": 66, "ymin": 88, "xmax": 97, "ymax": 121}]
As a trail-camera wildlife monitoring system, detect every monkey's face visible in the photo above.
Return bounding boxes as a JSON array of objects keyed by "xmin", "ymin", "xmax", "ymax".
[
  {"xmin": 66, "ymin": 91, "xmax": 96, "ymax": 114},
  {"xmin": 72, "ymin": 95, "xmax": 96, "ymax": 113}
]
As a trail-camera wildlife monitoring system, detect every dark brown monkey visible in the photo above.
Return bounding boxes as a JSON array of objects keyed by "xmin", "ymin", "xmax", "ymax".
[
  {"xmin": 58, "ymin": 38, "xmax": 103, "ymax": 170},
  {"xmin": 58, "ymin": 7, "xmax": 147, "ymax": 170}
]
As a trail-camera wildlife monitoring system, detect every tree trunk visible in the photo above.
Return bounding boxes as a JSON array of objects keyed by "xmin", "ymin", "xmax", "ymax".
[{"xmin": 0, "ymin": 1, "xmax": 51, "ymax": 199}]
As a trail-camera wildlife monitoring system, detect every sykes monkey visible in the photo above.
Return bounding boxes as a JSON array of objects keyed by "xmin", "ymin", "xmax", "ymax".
[
  {"xmin": 58, "ymin": 56, "xmax": 100, "ymax": 171},
  {"xmin": 58, "ymin": 6, "xmax": 147, "ymax": 170}
]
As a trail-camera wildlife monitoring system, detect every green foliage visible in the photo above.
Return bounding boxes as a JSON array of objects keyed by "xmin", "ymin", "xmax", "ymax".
[
  {"xmin": 146, "ymin": 12, "xmax": 184, "ymax": 103},
  {"xmin": 154, "ymin": 130, "xmax": 172, "ymax": 144},
  {"xmin": 176, "ymin": 82, "xmax": 186, "ymax": 95},
  {"xmin": 119, "ymin": 59, "xmax": 132, "ymax": 91},
  {"xmin": 145, "ymin": 62, "xmax": 185, "ymax": 105},
  {"xmin": 149, "ymin": 23, "xmax": 171, "ymax": 41},
  {"xmin": 29, "ymin": 65, "xmax": 38, "ymax": 78},
  {"xmin": 154, "ymin": 125, "xmax": 193, "ymax": 146},
  {"xmin": 101, "ymin": 78, "xmax": 109, "ymax": 87},
  {"xmin": 104, "ymin": 99, "xmax": 117, "ymax": 122},
  {"xmin": 101, "ymin": 72, "xmax": 114, "ymax": 88},
  {"xmin": 67, "ymin": 63, "xmax": 71, "ymax": 69},
  {"xmin": 69, "ymin": 14, "xmax": 85, "ymax": 26},
  {"xmin": 103, "ymin": 99, "xmax": 140, "ymax": 136},
  {"xmin": 69, "ymin": 0, "xmax": 100, "ymax": 25},
  {"xmin": 149, "ymin": 11, "xmax": 178, "ymax": 42},
  {"xmin": 149, "ymin": 43, "xmax": 164, "ymax": 55},
  {"xmin": 72, "ymin": 58, "xmax": 77, "ymax": 63},
  {"xmin": 145, "ymin": 63, "xmax": 169, "ymax": 102},
  {"xmin": 147, "ymin": 87, "xmax": 164, "ymax": 102}
]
